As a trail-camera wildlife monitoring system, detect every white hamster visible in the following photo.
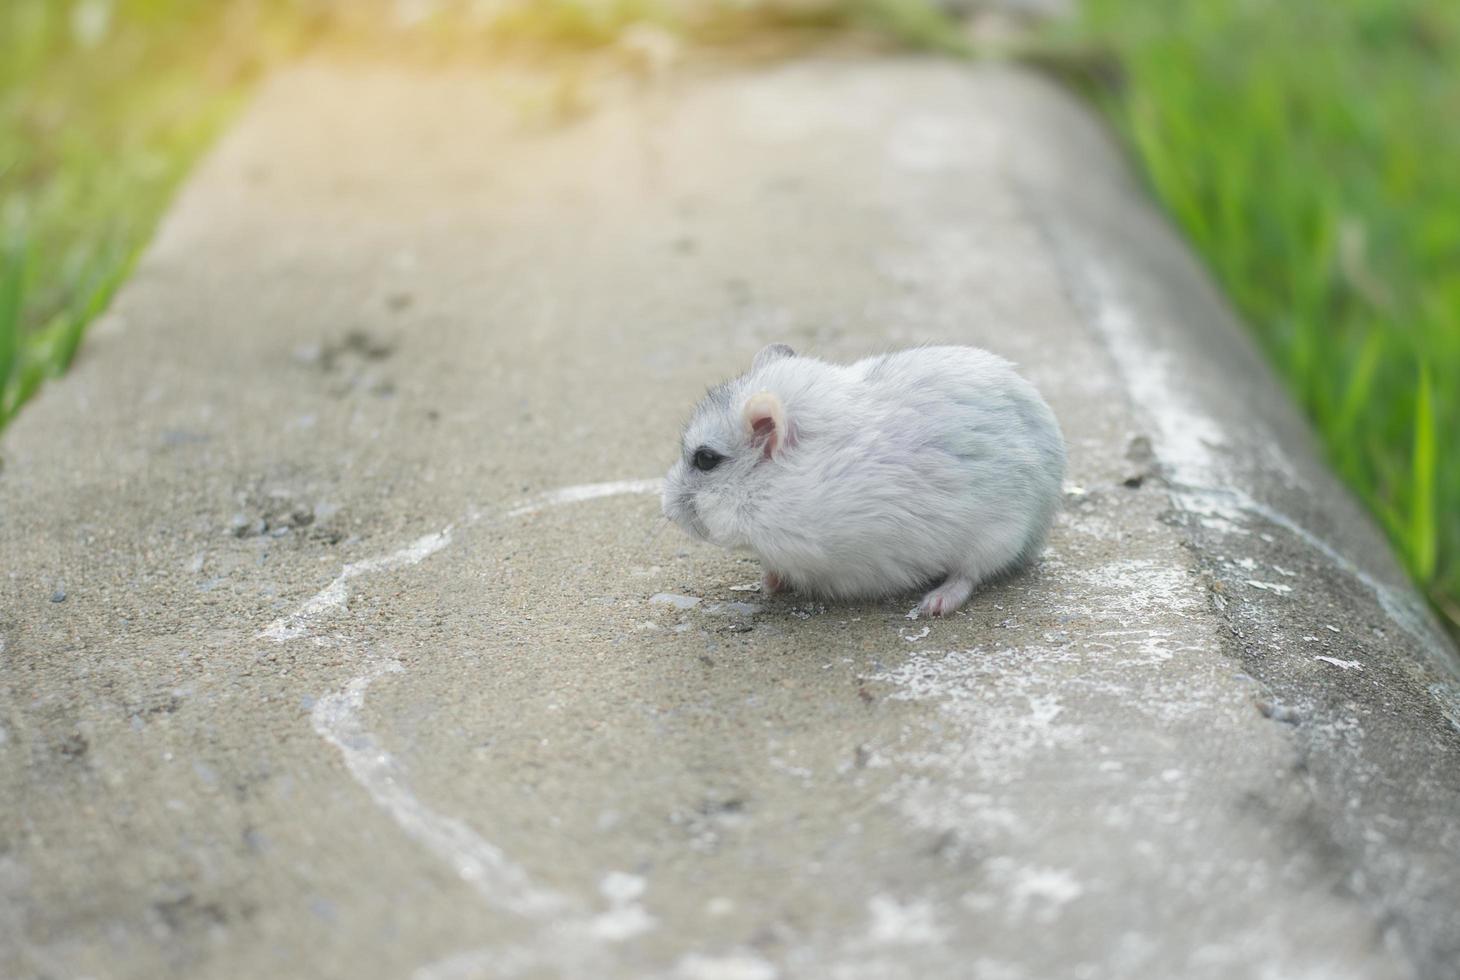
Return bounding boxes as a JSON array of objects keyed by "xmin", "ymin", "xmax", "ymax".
[{"xmin": 661, "ymin": 343, "xmax": 1066, "ymax": 616}]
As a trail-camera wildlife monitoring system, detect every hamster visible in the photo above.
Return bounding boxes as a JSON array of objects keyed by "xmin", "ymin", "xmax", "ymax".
[{"xmin": 661, "ymin": 343, "xmax": 1066, "ymax": 616}]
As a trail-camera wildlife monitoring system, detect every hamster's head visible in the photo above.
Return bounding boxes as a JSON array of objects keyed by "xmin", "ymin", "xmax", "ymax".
[{"xmin": 662, "ymin": 343, "xmax": 796, "ymax": 549}]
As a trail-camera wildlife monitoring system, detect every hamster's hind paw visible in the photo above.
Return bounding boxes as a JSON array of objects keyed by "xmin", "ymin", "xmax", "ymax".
[
  {"xmin": 762, "ymin": 570, "xmax": 789, "ymax": 594},
  {"xmin": 918, "ymin": 576, "xmax": 974, "ymax": 617}
]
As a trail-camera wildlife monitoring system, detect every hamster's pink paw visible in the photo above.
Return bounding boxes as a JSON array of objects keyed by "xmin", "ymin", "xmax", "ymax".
[
  {"xmin": 762, "ymin": 570, "xmax": 789, "ymax": 594},
  {"xmin": 918, "ymin": 576, "xmax": 974, "ymax": 617}
]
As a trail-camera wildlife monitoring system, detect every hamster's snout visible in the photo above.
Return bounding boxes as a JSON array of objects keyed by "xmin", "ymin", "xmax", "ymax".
[{"xmin": 660, "ymin": 466, "xmax": 708, "ymax": 542}]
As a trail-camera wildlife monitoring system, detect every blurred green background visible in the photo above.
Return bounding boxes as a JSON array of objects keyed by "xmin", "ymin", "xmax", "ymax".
[{"xmin": 2, "ymin": 0, "xmax": 1456, "ymax": 631}]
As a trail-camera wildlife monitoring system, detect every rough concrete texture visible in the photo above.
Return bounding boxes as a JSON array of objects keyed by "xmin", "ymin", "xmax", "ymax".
[{"xmin": 3, "ymin": 58, "xmax": 1459, "ymax": 980}]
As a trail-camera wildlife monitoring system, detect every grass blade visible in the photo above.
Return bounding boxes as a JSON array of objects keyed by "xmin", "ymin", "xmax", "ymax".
[
  {"xmin": 1409, "ymin": 365, "xmax": 1437, "ymax": 583},
  {"xmin": 0, "ymin": 247, "xmax": 25, "ymax": 423}
]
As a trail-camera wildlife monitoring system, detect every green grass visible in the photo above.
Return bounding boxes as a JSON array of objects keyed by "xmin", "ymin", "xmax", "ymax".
[
  {"xmin": 1, "ymin": 0, "xmax": 286, "ymax": 427},
  {"xmin": 1046, "ymin": 0, "xmax": 1460, "ymax": 628}
]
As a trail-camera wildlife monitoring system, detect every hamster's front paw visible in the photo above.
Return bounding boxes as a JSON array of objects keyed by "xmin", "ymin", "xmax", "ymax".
[
  {"xmin": 762, "ymin": 570, "xmax": 789, "ymax": 594},
  {"xmin": 918, "ymin": 575, "xmax": 974, "ymax": 617}
]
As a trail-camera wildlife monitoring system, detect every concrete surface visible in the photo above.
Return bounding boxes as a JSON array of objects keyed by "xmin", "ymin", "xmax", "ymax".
[{"xmin": 3, "ymin": 57, "xmax": 1459, "ymax": 980}]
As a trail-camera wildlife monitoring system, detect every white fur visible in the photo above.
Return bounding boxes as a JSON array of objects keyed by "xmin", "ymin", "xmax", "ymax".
[{"xmin": 662, "ymin": 344, "xmax": 1066, "ymax": 615}]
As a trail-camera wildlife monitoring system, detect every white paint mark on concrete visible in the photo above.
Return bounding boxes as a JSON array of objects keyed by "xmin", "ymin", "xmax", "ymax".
[
  {"xmin": 590, "ymin": 871, "xmax": 656, "ymax": 942},
  {"xmin": 412, "ymin": 945, "xmax": 537, "ymax": 980},
  {"xmin": 1076, "ymin": 560, "xmax": 1201, "ymax": 621},
  {"xmin": 872, "ymin": 649, "xmax": 1081, "ymax": 787},
  {"xmin": 867, "ymin": 894, "xmax": 947, "ymax": 945},
  {"xmin": 1003, "ymin": 864, "xmax": 1084, "ymax": 919},
  {"xmin": 1246, "ymin": 580, "xmax": 1294, "ymax": 596},
  {"xmin": 600, "ymin": 871, "xmax": 647, "ymax": 903},
  {"xmin": 268, "ymin": 478, "xmax": 661, "ymax": 645},
  {"xmin": 590, "ymin": 904, "xmax": 656, "ymax": 942},
  {"xmin": 904, "ymin": 626, "xmax": 931, "ymax": 642},
  {"xmin": 1081, "ymin": 264, "xmax": 1229, "ymax": 491},
  {"xmin": 311, "ymin": 660, "xmax": 572, "ymax": 918},
  {"xmin": 505, "ymin": 478, "xmax": 662, "ymax": 519},
  {"xmin": 675, "ymin": 952, "xmax": 780, "ymax": 980},
  {"xmin": 307, "ymin": 478, "xmax": 673, "ymax": 976},
  {"xmin": 1071, "ymin": 257, "xmax": 1455, "ymax": 669},
  {"xmin": 1315, "ymin": 656, "xmax": 1363, "ymax": 672},
  {"xmin": 261, "ymin": 529, "xmax": 451, "ymax": 641}
]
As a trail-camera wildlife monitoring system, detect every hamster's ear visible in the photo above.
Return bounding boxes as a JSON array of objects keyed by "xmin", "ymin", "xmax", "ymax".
[
  {"xmin": 752, "ymin": 343, "xmax": 796, "ymax": 372},
  {"xmin": 742, "ymin": 391, "xmax": 786, "ymax": 460}
]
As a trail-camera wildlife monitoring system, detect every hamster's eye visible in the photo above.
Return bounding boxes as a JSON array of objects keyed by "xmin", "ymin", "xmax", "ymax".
[{"xmin": 691, "ymin": 447, "xmax": 725, "ymax": 472}]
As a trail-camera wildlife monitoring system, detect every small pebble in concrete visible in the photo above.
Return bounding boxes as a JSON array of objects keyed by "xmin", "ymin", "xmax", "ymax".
[
  {"xmin": 1256, "ymin": 698, "xmax": 1304, "ymax": 724},
  {"xmin": 50, "ymin": 588, "xmax": 66, "ymax": 603},
  {"xmin": 650, "ymin": 593, "xmax": 701, "ymax": 610}
]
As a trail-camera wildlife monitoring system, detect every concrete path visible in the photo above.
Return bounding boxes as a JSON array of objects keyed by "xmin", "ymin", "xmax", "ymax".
[{"xmin": 3, "ymin": 58, "xmax": 1459, "ymax": 980}]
